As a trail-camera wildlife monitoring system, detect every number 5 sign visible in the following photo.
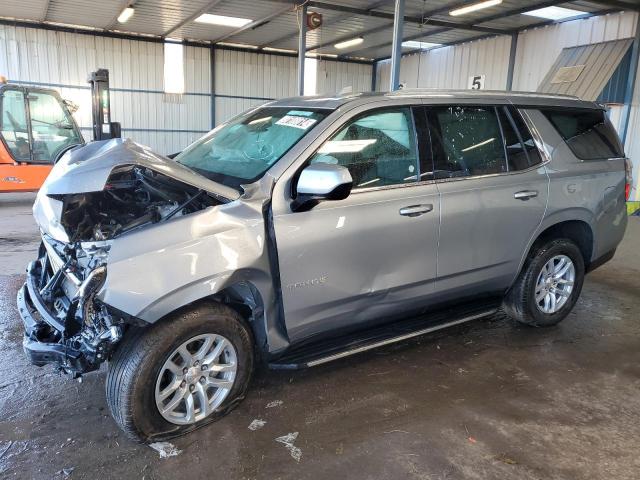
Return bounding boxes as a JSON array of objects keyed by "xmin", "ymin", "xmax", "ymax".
[{"xmin": 468, "ymin": 75, "xmax": 485, "ymax": 90}]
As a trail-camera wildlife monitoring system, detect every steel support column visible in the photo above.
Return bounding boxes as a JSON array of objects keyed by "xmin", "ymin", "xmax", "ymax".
[
  {"xmin": 297, "ymin": 4, "xmax": 307, "ymax": 96},
  {"xmin": 389, "ymin": 0, "xmax": 405, "ymax": 91},
  {"xmin": 210, "ymin": 45, "xmax": 216, "ymax": 129},
  {"xmin": 621, "ymin": 14, "xmax": 640, "ymax": 145},
  {"xmin": 371, "ymin": 60, "xmax": 378, "ymax": 92},
  {"xmin": 506, "ymin": 32, "xmax": 518, "ymax": 91}
]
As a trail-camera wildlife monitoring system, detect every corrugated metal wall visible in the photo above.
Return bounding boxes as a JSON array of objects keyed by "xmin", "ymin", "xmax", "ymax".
[
  {"xmin": 375, "ymin": 35, "xmax": 512, "ymax": 91},
  {"xmin": 375, "ymin": 11, "xmax": 637, "ymax": 95},
  {"xmin": 214, "ymin": 49, "xmax": 297, "ymax": 125},
  {"xmin": 316, "ymin": 59, "xmax": 373, "ymax": 94},
  {"xmin": 513, "ymin": 11, "xmax": 637, "ymax": 91},
  {"xmin": 214, "ymin": 50, "xmax": 373, "ymax": 124},
  {"xmin": 0, "ymin": 25, "xmax": 211, "ymax": 154},
  {"xmin": 623, "ymin": 59, "xmax": 640, "ymax": 202},
  {"xmin": 513, "ymin": 11, "xmax": 640, "ymax": 202},
  {"xmin": 0, "ymin": 24, "xmax": 374, "ymax": 155}
]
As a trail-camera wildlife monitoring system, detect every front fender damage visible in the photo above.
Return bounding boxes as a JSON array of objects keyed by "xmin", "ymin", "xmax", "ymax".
[{"xmin": 20, "ymin": 139, "xmax": 278, "ymax": 376}]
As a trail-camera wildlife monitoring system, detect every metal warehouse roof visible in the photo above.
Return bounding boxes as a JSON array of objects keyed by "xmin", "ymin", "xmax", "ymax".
[
  {"xmin": 0, "ymin": 0, "xmax": 638, "ymax": 61},
  {"xmin": 538, "ymin": 38, "xmax": 634, "ymax": 100}
]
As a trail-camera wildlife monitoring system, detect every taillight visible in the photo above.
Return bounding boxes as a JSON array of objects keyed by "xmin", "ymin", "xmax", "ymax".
[{"xmin": 625, "ymin": 158, "xmax": 633, "ymax": 201}]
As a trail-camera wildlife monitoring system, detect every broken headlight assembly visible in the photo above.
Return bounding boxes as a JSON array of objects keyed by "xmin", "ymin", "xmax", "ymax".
[{"xmin": 18, "ymin": 237, "xmax": 125, "ymax": 376}]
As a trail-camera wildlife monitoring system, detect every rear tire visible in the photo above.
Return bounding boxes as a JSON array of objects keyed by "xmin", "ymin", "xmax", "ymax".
[
  {"xmin": 504, "ymin": 238, "xmax": 585, "ymax": 327},
  {"xmin": 106, "ymin": 302, "xmax": 253, "ymax": 442}
]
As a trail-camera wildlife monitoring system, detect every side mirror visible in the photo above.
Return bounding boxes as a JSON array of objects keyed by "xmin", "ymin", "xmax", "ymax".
[{"xmin": 292, "ymin": 163, "xmax": 353, "ymax": 212}]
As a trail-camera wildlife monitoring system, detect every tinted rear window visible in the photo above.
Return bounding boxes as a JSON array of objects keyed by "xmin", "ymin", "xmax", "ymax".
[{"xmin": 540, "ymin": 108, "xmax": 624, "ymax": 160}]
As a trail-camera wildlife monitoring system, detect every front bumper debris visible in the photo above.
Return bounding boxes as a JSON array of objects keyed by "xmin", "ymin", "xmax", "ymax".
[
  {"xmin": 18, "ymin": 278, "xmax": 89, "ymax": 372},
  {"xmin": 17, "ymin": 252, "xmax": 122, "ymax": 376}
]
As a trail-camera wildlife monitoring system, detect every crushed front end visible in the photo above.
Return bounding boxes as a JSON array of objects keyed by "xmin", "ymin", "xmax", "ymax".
[
  {"xmin": 17, "ymin": 138, "xmax": 230, "ymax": 376},
  {"xmin": 18, "ymin": 235, "xmax": 123, "ymax": 376}
]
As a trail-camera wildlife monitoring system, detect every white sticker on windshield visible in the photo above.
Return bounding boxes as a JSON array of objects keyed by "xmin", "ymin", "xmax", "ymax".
[{"xmin": 276, "ymin": 115, "xmax": 317, "ymax": 130}]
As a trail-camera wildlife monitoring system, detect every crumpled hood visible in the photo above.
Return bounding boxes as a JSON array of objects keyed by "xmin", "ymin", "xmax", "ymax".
[
  {"xmin": 40, "ymin": 138, "xmax": 240, "ymax": 200},
  {"xmin": 33, "ymin": 138, "xmax": 239, "ymax": 243}
]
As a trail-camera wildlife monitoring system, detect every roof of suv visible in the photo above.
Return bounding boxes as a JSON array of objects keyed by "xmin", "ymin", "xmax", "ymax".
[{"xmin": 269, "ymin": 89, "xmax": 603, "ymax": 111}]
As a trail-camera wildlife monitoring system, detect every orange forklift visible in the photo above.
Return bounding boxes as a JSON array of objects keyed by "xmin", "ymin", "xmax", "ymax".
[{"xmin": 0, "ymin": 69, "xmax": 120, "ymax": 193}]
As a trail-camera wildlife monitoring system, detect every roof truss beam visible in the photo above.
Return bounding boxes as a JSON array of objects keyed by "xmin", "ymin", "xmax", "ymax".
[
  {"xmin": 265, "ymin": 0, "xmax": 509, "ymax": 49},
  {"xmin": 344, "ymin": 0, "xmax": 586, "ymax": 57},
  {"xmin": 210, "ymin": 5, "xmax": 296, "ymax": 43},
  {"xmin": 305, "ymin": 0, "xmax": 480, "ymax": 53},
  {"xmin": 41, "ymin": 0, "xmax": 51, "ymax": 21},
  {"xmin": 162, "ymin": 0, "xmax": 225, "ymax": 38},
  {"xmin": 370, "ymin": 7, "xmax": 623, "ymax": 61},
  {"xmin": 588, "ymin": 0, "xmax": 640, "ymax": 11}
]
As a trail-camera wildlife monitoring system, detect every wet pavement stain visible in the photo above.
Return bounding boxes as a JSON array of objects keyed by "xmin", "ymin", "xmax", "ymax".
[{"xmin": 1, "ymin": 193, "xmax": 640, "ymax": 479}]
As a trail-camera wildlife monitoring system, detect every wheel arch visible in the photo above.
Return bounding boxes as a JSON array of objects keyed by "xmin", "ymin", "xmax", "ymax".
[
  {"xmin": 136, "ymin": 278, "xmax": 283, "ymax": 364},
  {"xmin": 519, "ymin": 216, "xmax": 595, "ymax": 278},
  {"xmin": 209, "ymin": 281, "xmax": 269, "ymax": 359}
]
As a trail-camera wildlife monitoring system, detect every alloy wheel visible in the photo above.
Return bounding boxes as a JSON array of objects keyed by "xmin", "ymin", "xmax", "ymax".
[
  {"xmin": 534, "ymin": 254, "xmax": 575, "ymax": 314},
  {"xmin": 154, "ymin": 334, "xmax": 237, "ymax": 425}
]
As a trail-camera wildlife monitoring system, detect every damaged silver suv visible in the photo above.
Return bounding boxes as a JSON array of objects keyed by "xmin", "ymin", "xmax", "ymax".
[{"xmin": 18, "ymin": 90, "xmax": 630, "ymax": 441}]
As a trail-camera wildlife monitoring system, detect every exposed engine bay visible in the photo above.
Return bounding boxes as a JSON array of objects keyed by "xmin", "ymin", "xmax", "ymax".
[
  {"xmin": 19, "ymin": 165, "xmax": 224, "ymax": 376},
  {"xmin": 57, "ymin": 166, "xmax": 222, "ymax": 242}
]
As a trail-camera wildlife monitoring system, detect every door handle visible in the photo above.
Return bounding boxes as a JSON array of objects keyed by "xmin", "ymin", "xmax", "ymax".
[
  {"xmin": 399, "ymin": 204, "xmax": 433, "ymax": 217},
  {"xmin": 514, "ymin": 190, "xmax": 538, "ymax": 201}
]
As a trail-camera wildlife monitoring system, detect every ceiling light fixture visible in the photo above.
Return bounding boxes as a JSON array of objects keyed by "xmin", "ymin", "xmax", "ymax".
[
  {"xmin": 402, "ymin": 41, "xmax": 442, "ymax": 50},
  {"xmin": 522, "ymin": 6, "xmax": 584, "ymax": 21},
  {"xmin": 117, "ymin": 7, "xmax": 135, "ymax": 23},
  {"xmin": 334, "ymin": 37, "xmax": 364, "ymax": 49},
  {"xmin": 307, "ymin": 52, "xmax": 339, "ymax": 58},
  {"xmin": 450, "ymin": 0, "xmax": 502, "ymax": 17},
  {"xmin": 195, "ymin": 13, "xmax": 252, "ymax": 27},
  {"xmin": 263, "ymin": 47, "xmax": 297, "ymax": 54},
  {"xmin": 217, "ymin": 42, "xmax": 259, "ymax": 49}
]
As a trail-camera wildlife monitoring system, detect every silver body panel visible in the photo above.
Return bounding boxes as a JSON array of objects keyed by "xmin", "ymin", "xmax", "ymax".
[{"xmin": 30, "ymin": 90, "xmax": 628, "ymax": 356}]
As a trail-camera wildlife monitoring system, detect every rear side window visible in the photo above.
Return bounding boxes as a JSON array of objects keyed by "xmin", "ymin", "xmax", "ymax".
[
  {"xmin": 540, "ymin": 108, "xmax": 624, "ymax": 160},
  {"xmin": 428, "ymin": 105, "xmax": 507, "ymax": 178},
  {"xmin": 497, "ymin": 107, "xmax": 543, "ymax": 170}
]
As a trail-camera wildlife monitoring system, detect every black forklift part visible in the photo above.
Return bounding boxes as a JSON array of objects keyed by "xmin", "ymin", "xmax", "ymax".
[{"xmin": 88, "ymin": 69, "xmax": 121, "ymax": 141}]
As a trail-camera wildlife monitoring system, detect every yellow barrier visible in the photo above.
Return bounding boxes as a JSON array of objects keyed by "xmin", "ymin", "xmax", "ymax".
[{"xmin": 628, "ymin": 202, "xmax": 640, "ymax": 215}]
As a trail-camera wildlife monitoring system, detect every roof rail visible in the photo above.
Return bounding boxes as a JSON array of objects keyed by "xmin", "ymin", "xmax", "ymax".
[{"xmin": 387, "ymin": 88, "xmax": 581, "ymax": 100}]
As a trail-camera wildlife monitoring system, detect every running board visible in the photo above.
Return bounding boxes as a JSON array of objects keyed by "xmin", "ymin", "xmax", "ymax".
[{"xmin": 269, "ymin": 304, "xmax": 499, "ymax": 370}]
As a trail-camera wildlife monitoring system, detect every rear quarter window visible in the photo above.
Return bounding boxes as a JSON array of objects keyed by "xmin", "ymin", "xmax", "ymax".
[{"xmin": 540, "ymin": 108, "xmax": 624, "ymax": 160}]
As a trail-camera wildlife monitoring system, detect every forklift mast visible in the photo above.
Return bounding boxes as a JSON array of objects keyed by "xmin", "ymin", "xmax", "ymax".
[{"xmin": 88, "ymin": 69, "xmax": 121, "ymax": 141}]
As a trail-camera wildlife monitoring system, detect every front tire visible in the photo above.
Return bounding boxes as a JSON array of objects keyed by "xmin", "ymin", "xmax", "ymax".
[
  {"xmin": 106, "ymin": 302, "xmax": 254, "ymax": 442},
  {"xmin": 504, "ymin": 238, "xmax": 585, "ymax": 327}
]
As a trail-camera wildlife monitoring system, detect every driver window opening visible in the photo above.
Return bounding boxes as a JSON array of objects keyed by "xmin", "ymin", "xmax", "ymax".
[{"xmin": 309, "ymin": 108, "xmax": 419, "ymax": 189}]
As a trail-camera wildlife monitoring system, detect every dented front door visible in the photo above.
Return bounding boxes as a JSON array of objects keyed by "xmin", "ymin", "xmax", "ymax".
[{"xmin": 273, "ymin": 106, "xmax": 440, "ymax": 343}]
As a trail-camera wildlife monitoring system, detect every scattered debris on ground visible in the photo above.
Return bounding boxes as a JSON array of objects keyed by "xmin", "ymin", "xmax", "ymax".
[
  {"xmin": 266, "ymin": 400, "xmax": 283, "ymax": 408},
  {"xmin": 148, "ymin": 442, "xmax": 182, "ymax": 459},
  {"xmin": 275, "ymin": 432, "xmax": 302, "ymax": 462},
  {"xmin": 248, "ymin": 419, "xmax": 266, "ymax": 431}
]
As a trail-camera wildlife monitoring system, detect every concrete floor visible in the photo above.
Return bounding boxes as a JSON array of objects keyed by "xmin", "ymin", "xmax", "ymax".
[{"xmin": 1, "ymin": 192, "xmax": 640, "ymax": 480}]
